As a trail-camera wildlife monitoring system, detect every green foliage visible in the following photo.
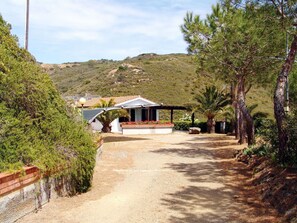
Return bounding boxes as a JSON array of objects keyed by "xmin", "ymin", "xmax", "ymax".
[
  {"xmin": 257, "ymin": 116, "xmax": 297, "ymax": 166},
  {"xmin": 94, "ymin": 99, "xmax": 129, "ymax": 132},
  {"xmin": 173, "ymin": 121, "xmax": 207, "ymax": 132},
  {"xmin": 289, "ymin": 68, "xmax": 297, "ymax": 107},
  {"xmin": 179, "ymin": 113, "xmax": 198, "ymax": 122},
  {"xmin": 181, "ymin": 3, "xmax": 282, "ymax": 83},
  {"xmin": 257, "ymin": 119, "xmax": 278, "ymax": 147},
  {"xmin": 47, "ymin": 53, "xmax": 274, "ymax": 118},
  {"xmin": 181, "ymin": 1, "xmax": 284, "ymax": 140},
  {"xmin": 0, "ymin": 16, "xmax": 96, "ymax": 193},
  {"xmin": 286, "ymin": 109, "xmax": 297, "ymax": 165},
  {"xmin": 195, "ymin": 85, "xmax": 230, "ymax": 119},
  {"xmin": 118, "ymin": 65, "xmax": 128, "ymax": 71},
  {"xmin": 243, "ymin": 144, "xmax": 270, "ymax": 157}
]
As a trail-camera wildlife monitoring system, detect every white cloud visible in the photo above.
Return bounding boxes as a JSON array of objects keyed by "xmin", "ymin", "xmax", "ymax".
[
  {"xmin": 30, "ymin": 0, "xmax": 117, "ymax": 30},
  {"xmin": 55, "ymin": 30, "xmax": 103, "ymax": 41},
  {"xmin": 0, "ymin": 0, "xmax": 217, "ymax": 63}
]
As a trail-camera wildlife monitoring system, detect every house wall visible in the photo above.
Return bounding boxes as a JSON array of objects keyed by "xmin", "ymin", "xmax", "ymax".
[
  {"xmin": 89, "ymin": 119, "xmax": 121, "ymax": 133},
  {"xmin": 91, "ymin": 119, "xmax": 103, "ymax": 131},
  {"xmin": 122, "ymin": 126, "xmax": 173, "ymax": 135},
  {"xmin": 111, "ymin": 108, "xmax": 160, "ymax": 133},
  {"xmin": 135, "ymin": 109, "xmax": 142, "ymax": 121},
  {"xmin": 111, "ymin": 119, "xmax": 121, "ymax": 133}
]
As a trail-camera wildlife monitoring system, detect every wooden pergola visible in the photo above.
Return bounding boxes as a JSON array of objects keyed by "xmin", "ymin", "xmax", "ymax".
[{"xmin": 152, "ymin": 105, "xmax": 187, "ymax": 123}]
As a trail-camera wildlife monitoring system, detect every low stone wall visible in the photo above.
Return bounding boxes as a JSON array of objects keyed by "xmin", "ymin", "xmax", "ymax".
[
  {"xmin": 0, "ymin": 169, "xmax": 70, "ymax": 223},
  {"xmin": 0, "ymin": 166, "xmax": 40, "ymax": 197},
  {"xmin": 96, "ymin": 139, "xmax": 103, "ymax": 161},
  {"xmin": 0, "ymin": 141, "xmax": 103, "ymax": 223}
]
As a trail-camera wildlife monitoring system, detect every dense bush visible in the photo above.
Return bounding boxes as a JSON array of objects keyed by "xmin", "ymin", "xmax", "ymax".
[
  {"xmin": 289, "ymin": 69, "xmax": 297, "ymax": 107},
  {"xmin": 0, "ymin": 16, "xmax": 96, "ymax": 193},
  {"xmin": 174, "ymin": 120, "xmax": 232, "ymax": 133},
  {"xmin": 173, "ymin": 121, "xmax": 207, "ymax": 132},
  {"xmin": 286, "ymin": 109, "xmax": 297, "ymax": 165},
  {"xmin": 257, "ymin": 113, "xmax": 297, "ymax": 166}
]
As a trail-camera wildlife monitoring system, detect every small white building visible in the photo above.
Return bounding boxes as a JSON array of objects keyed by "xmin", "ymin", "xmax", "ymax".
[
  {"xmin": 81, "ymin": 95, "xmax": 160, "ymax": 133},
  {"xmin": 80, "ymin": 95, "xmax": 187, "ymax": 134}
]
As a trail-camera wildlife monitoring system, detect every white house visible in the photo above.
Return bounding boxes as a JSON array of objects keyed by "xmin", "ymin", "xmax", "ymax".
[{"xmin": 81, "ymin": 95, "xmax": 160, "ymax": 133}]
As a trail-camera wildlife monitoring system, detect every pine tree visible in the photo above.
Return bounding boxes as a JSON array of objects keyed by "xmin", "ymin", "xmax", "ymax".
[{"xmin": 181, "ymin": 2, "xmax": 282, "ymax": 145}]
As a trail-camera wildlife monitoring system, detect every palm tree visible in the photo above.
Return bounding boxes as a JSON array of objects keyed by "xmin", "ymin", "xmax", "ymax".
[
  {"xmin": 195, "ymin": 85, "xmax": 229, "ymax": 133},
  {"xmin": 94, "ymin": 99, "xmax": 129, "ymax": 133}
]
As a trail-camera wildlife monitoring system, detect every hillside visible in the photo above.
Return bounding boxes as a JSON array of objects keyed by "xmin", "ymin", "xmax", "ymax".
[{"xmin": 45, "ymin": 53, "xmax": 274, "ymax": 116}]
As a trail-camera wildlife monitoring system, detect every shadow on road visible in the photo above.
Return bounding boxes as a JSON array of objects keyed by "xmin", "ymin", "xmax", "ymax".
[
  {"xmin": 152, "ymin": 147, "xmax": 212, "ymax": 159},
  {"xmin": 152, "ymin": 135, "xmax": 280, "ymax": 223}
]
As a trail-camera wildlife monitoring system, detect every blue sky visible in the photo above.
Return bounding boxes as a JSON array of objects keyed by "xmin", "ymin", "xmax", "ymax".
[{"xmin": 0, "ymin": 0, "xmax": 218, "ymax": 63}]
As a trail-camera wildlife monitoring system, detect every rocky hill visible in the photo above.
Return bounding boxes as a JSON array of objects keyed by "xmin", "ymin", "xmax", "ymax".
[{"xmin": 45, "ymin": 53, "xmax": 274, "ymax": 116}]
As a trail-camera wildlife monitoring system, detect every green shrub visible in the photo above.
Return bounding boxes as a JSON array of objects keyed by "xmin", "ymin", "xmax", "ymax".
[
  {"xmin": 243, "ymin": 144, "xmax": 270, "ymax": 157},
  {"xmin": 256, "ymin": 119, "xmax": 278, "ymax": 159},
  {"xmin": 173, "ymin": 121, "xmax": 191, "ymax": 131},
  {"xmin": 286, "ymin": 109, "xmax": 297, "ymax": 165},
  {"xmin": 118, "ymin": 65, "xmax": 128, "ymax": 71},
  {"xmin": 173, "ymin": 121, "xmax": 207, "ymax": 132},
  {"xmin": 257, "ymin": 114, "xmax": 297, "ymax": 166},
  {"xmin": 0, "ymin": 16, "xmax": 96, "ymax": 193}
]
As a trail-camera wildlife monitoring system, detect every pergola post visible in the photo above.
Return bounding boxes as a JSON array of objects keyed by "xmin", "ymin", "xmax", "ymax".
[{"xmin": 170, "ymin": 109, "xmax": 173, "ymax": 123}]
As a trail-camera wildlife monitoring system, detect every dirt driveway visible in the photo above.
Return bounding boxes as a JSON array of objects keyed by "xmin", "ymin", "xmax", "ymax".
[{"xmin": 18, "ymin": 133, "xmax": 280, "ymax": 223}]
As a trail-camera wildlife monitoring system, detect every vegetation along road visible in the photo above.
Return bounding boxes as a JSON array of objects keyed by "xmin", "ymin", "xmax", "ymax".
[{"xmin": 18, "ymin": 133, "xmax": 281, "ymax": 223}]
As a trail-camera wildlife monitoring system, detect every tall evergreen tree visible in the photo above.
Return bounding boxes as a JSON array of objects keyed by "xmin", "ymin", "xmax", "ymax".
[
  {"xmin": 181, "ymin": 2, "xmax": 282, "ymax": 145},
  {"xmin": 267, "ymin": 0, "xmax": 297, "ymax": 164},
  {"xmin": 240, "ymin": 0, "xmax": 297, "ymax": 163}
]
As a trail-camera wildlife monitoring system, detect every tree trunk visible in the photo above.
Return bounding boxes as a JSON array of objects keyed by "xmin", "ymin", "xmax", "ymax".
[
  {"xmin": 102, "ymin": 123, "xmax": 112, "ymax": 133},
  {"xmin": 237, "ymin": 75, "xmax": 255, "ymax": 145},
  {"xmin": 230, "ymin": 119, "xmax": 235, "ymax": 135},
  {"xmin": 238, "ymin": 109, "xmax": 246, "ymax": 144},
  {"xmin": 191, "ymin": 112, "xmax": 195, "ymax": 127},
  {"xmin": 231, "ymin": 82, "xmax": 238, "ymax": 138},
  {"xmin": 207, "ymin": 118, "xmax": 215, "ymax": 133},
  {"xmin": 236, "ymin": 101, "xmax": 241, "ymax": 141},
  {"xmin": 274, "ymin": 34, "xmax": 297, "ymax": 163}
]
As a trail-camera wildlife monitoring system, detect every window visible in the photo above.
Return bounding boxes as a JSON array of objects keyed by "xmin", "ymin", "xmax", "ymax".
[
  {"xmin": 119, "ymin": 116, "xmax": 129, "ymax": 122},
  {"xmin": 141, "ymin": 109, "xmax": 148, "ymax": 121},
  {"xmin": 130, "ymin": 109, "xmax": 135, "ymax": 122},
  {"xmin": 150, "ymin": 109, "xmax": 157, "ymax": 121}
]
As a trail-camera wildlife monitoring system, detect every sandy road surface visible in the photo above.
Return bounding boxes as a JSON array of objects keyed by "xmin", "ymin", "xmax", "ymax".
[{"xmin": 18, "ymin": 133, "xmax": 280, "ymax": 223}]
